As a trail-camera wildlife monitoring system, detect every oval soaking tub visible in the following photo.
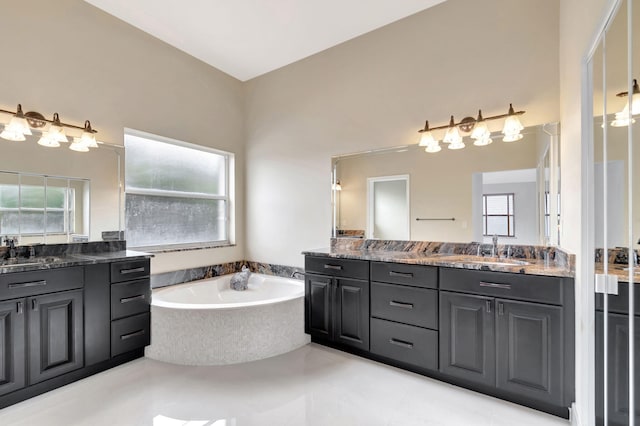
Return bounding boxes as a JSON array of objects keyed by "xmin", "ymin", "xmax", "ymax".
[{"xmin": 145, "ymin": 273, "xmax": 309, "ymax": 366}]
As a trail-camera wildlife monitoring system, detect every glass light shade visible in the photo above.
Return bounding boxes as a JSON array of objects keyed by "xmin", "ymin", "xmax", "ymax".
[
  {"xmin": 470, "ymin": 121, "xmax": 490, "ymax": 141},
  {"xmin": 611, "ymin": 98, "xmax": 640, "ymax": 127},
  {"xmin": 448, "ymin": 139, "xmax": 465, "ymax": 150},
  {"xmin": 37, "ymin": 133, "xmax": 60, "ymax": 148},
  {"xmin": 5, "ymin": 115, "xmax": 32, "ymax": 136},
  {"xmin": 503, "ymin": 133, "xmax": 524, "ymax": 142},
  {"xmin": 473, "ymin": 136, "xmax": 493, "ymax": 146},
  {"xmin": 69, "ymin": 139, "xmax": 89, "ymax": 152},
  {"xmin": 79, "ymin": 130, "xmax": 98, "ymax": 148},
  {"xmin": 443, "ymin": 126, "xmax": 461, "ymax": 144},
  {"xmin": 425, "ymin": 143, "xmax": 441, "ymax": 153},
  {"xmin": 0, "ymin": 129, "xmax": 26, "ymax": 141},
  {"xmin": 418, "ymin": 131, "xmax": 437, "ymax": 147},
  {"xmin": 47, "ymin": 124, "xmax": 69, "ymax": 143},
  {"xmin": 502, "ymin": 115, "xmax": 524, "ymax": 136},
  {"xmin": 332, "ymin": 181, "xmax": 342, "ymax": 191}
]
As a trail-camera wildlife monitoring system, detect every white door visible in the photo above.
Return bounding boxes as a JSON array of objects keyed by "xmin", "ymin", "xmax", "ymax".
[{"xmin": 367, "ymin": 175, "xmax": 410, "ymax": 240}]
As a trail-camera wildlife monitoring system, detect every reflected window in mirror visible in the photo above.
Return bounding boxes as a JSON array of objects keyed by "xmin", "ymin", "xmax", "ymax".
[
  {"xmin": 482, "ymin": 193, "xmax": 515, "ymax": 237},
  {"xmin": 124, "ymin": 129, "xmax": 234, "ymax": 250},
  {"xmin": 0, "ymin": 172, "xmax": 90, "ymax": 244}
]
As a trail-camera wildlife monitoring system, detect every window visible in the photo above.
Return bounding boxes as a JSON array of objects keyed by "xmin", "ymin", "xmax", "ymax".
[
  {"xmin": 482, "ymin": 193, "xmax": 515, "ymax": 237},
  {"xmin": 124, "ymin": 130, "xmax": 232, "ymax": 249}
]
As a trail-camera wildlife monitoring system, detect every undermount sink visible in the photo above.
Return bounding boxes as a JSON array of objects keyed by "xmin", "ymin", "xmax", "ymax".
[{"xmin": 462, "ymin": 258, "xmax": 530, "ymax": 267}]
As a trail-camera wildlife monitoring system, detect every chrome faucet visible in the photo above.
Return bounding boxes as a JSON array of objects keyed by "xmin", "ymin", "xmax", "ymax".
[
  {"xmin": 491, "ymin": 235, "xmax": 498, "ymax": 258},
  {"xmin": 3, "ymin": 236, "xmax": 18, "ymax": 260}
]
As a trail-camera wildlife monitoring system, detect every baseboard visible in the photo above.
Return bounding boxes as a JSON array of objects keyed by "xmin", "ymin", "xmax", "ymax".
[{"xmin": 570, "ymin": 402, "xmax": 582, "ymax": 426}]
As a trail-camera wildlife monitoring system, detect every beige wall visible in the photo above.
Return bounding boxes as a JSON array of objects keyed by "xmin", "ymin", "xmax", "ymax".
[
  {"xmin": 336, "ymin": 131, "xmax": 539, "ymax": 243},
  {"xmin": 245, "ymin": 0, "xmax": 560, "ymax": 267},
  {"xmin": 0, "ymin": 0, "xmax": 245, "ymax": 274}
]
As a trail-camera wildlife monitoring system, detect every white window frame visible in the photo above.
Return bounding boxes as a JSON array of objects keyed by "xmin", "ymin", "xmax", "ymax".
[
  {"xmin": 482, "ymin": 193, "xmax": 515, "ymax": 237},
  {"xmin": 124, "ymin": 128, "xmax": 233, "ymax": 250}
]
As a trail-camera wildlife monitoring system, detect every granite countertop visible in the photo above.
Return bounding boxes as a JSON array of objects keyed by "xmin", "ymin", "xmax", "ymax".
[
  {"xmin": 0, "ymin": 250, "xmax": 152, "ymax": 274},
  {"xmin": 303, "ymin": 248, "xmax": 574, "ymax": 278},
  {"xmin": 596, "ymin": 263, "xmax": 640, "ymax": 283}
]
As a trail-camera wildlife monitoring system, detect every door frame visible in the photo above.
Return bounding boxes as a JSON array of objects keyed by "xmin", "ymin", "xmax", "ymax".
[{"xmin": 366, "ymin": 174, "xmax": 410, "ymax": 240}]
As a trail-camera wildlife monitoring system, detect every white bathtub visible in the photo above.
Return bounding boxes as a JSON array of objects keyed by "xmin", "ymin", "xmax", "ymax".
[{"xmin": 145, "ymin": 273, "xmax": 310, "ymax": 366}]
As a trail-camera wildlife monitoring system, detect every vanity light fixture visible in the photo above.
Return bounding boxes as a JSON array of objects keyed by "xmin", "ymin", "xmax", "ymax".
[
  {"xmin": 611, "ymin": 79, "xmax": 640, "ymax": 127},
  {"xmin": 417, "ymin": 104, "xmax": 525, "ymax": 153},
  {"xmin": 332, "ymin": 180, "xmax": 342, "ymax": 191},
  {"xmin": 0, "ymin": 104, "xmax": 99, "ymax": 152}
]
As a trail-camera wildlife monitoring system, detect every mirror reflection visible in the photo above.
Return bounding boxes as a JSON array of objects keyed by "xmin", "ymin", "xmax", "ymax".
[
  {"xmin": 332, "ymin": 123, "xmax": 560, "ymax": 246},
  {"xmin": 0, "ymin": 133, "xmax": 122, "ymax": 243}
]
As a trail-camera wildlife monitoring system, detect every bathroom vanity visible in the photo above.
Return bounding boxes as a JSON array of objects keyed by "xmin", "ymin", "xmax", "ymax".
[
  {"xmin": 0, "ymin": 247, "xmax": 151, "ymax": 409},
  {"xmin": 304, "ymin": 241, "xmax": 575, "ymax": 418}
]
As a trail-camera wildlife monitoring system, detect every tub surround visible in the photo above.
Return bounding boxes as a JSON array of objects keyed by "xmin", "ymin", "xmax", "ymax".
[
  {"xmin": 146, "ymin": 273, "xmax": 309, "ymax": 365},
  {"xmin": 303, "ymin": 238, "xmax": 574, "ymax": 278},
  {"xmin": 151, "ymin": 260, "xmax": 304, "ymax": 288}
]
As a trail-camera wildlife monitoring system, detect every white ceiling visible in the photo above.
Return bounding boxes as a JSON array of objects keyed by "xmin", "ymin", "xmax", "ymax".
[{"xmin": 83, "ymin": 0, "xmax": 446, "ymax": 81}]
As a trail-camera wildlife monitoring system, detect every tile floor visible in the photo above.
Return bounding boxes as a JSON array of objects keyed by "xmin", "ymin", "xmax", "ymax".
[{"xmin": 0, "ymin": 344, "xmax": 569, "ymax": 426}]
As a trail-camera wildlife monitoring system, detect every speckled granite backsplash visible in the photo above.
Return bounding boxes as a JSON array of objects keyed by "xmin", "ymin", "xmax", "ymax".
[
  {"xmin": 330, "ymin": 238, "xmax": 575, "ymax": 271},
  {"xmin": 0, "ymin": 240, "xmax": 126, "ymax": 259},
  {"xmin": 151, "ymin": 261, "xmax": 304, "ymax": 289}
]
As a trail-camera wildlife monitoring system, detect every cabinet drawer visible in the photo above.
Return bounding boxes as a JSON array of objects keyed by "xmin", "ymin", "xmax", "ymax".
[
  {"xmin": 111, "ymin": 312, "xmax": 150, "ymax": 357},
  {"xmin": 371, "ymin": 282, "xmax": 438, "ymax": 329},
  {"xmin": 0, "ymin": 266, "xmax": 83, "ymax": 300},
  {"xmin": 305, "ymin": 256, "xmax": 368, "ymax": 280},
  {"xmin": 111, "ymin": 279, "xmax": 150, "ymax": 320},
  {"xmin": 110, "ymin": 260, "xmax": 150, "ymax": 283},
  {"xmin": 371, "ymin": 318, "xmax": 438, "ymax": 370},
  {"xmin": 371, "ymin": 262, "xmax": 437, "ymax": 289},
  {"xmin": 596, "ymin": 282, "xmax": 640, "ymax": 316},
  {"xmin": 440, "ymin": 268, "xmax": 564, "ymax": 306}
]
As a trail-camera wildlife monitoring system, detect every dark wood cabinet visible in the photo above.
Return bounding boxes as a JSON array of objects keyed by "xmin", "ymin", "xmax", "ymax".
[
  {"xmin": 305, "ymin": 257, "xmax": 370, "ymax": 352},
  {"xmin": 596, "ymin": 311, "xmax": 640, "ymax": 425},
  {"xmin": 28, "ymin": 290, "xmax": 84, "ymax": 385},
  {"xmin": 306, "ymin": 273, "xmax": 369, "ymax": 351},
  {"xmin": 0, "ymin": 299, "xmax": 25, "ymax": 397},
  {"xmin": 334, "ymin": 278, "xmax": 369, "ymax": 350},
  {"xmin": 439, "ymin": 291, "xmax": 564, "ymax": 405},
  {"xmin": 439, "ymin": 291, "xmax": 495, "ymax": 387},
  {"xmin": 0, "ymin": 256, "xmax": 151, "ymax": 409},
  {"xmin": 495, "ymin": 299, "xmax": 563, "ymax": 405},
  {"xmin": 306, "ymin": 274, "xmax": 332, "ymax": 338}
]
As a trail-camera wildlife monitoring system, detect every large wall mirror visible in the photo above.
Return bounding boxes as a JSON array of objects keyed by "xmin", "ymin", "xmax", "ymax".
[
  {"xmin": 0, "ymin": 133, "xmax": 122, "ymax": 244},
  {"xmin": 589, "ymin": 0, "xmax": 640, "ymax": 424},
  {"xmin": 331, "ymin": 122, "xmax": 561, "ymax": 246}
]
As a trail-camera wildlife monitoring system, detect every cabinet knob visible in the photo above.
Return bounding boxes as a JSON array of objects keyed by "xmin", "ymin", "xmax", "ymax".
[
  {"xmin": 486, "ymin": 300, "xmax": 492, "ymax": 313},
  {"xmin": 31, "ymin": 299, "xmax": 38, "ymax": 311},
  {"xmin": 16, "ymin": 301, "xmax": 23, "ymax": 314}
]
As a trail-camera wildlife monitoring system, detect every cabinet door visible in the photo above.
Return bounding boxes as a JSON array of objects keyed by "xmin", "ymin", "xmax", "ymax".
[
  {"xmin": 0, "ymin": 298, "xmax": 25, "ymax": 397},
  {"xmin": 439, "ymin": 291, "xmax": 495, "ymax": 387},
  {"xmin": 596, "ymin": 311, "xmax": 640, "ymax": 426},
  {"xmin": 28, "ymin": 289, "xmax": 84, "ymax": 385},
  {"xmin": 495, "ymin": 299, "xmax": 563, "ymax": 405},
  {"xmin": 334, "ymin": 278, "xmax": 369, "ymax": 351},
  {"xmin": 306, "ymin": 274, "xmax": 333, "ymax": 339}
]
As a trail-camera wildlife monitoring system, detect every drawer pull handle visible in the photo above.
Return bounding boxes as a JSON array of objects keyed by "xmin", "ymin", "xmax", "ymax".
[
  {"xmin": 120, "ymin": 267, "xmax": 146, "ymax": 275},
  {"xmin": 486, "ymin": 300, "xmax": 492, "ymax": 313},
  {"xmin": 324, "ymin": 265, "xmax": 343, "ymax": 271},
  {"xmin": 121, "ymin": 294, "xmax": 146, "ymax": 304},
  {"xmin": 479, "ymin": 281, "xmax": 511, "ymax": 290},
  {"xmin": 16, "ymin": 301, "xmax": 23, "ymax": 314},
  {"xmin": 389, "ymin": 271, "xmax": 413, "ymax": 278},
  {"xmin": 389, "ymin": 338, "xmax": 414, "ymax": 349},
  {"xmin": 389, "ymin": 300, "xmax": 414, "ymax": 309},
  {"xmin": 121, "ymin": 329, "xmax": 145, "ymax": 340},
  {"xmin": 8, "ymin": 280, "xmax": 47, "ymax": 289}
]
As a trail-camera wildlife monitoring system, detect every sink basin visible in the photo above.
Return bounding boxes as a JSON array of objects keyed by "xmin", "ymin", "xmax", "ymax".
[{"xmin": 463, "ymin": 259, "xmax": 530, "ymax": 267}]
